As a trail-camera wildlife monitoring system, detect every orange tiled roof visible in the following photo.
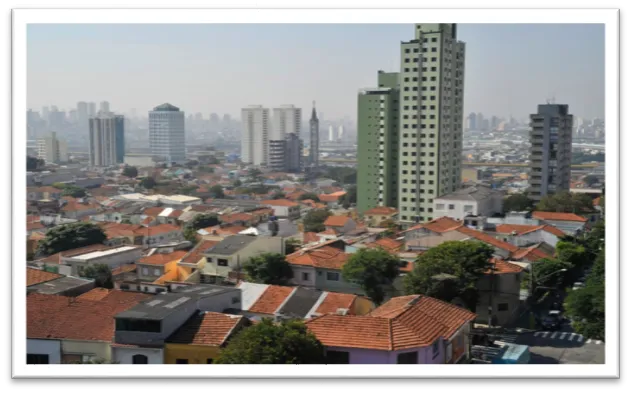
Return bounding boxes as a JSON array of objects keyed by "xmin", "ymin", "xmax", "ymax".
[
  {"xmin": 486, "ymin": 259, "xmax": 523, "ymax": 275},
  {"xmin": 540, "ymin": 225, "xmax": 566, "ymax": 237},
  {"xmin": 532, "ymin": 211, "xmax": 588, "ymax": 222},
  {"xmin": 512, "ymin": 244, "xmax": 552, "ymax": 261},
  {"xmin": 286, "ymin": 246, "xmax": 350, "ymax": 270},
  {"xmin": 77, "ymin": 288, "xmax": 112, "ymax": 301},
  {"xmin": 27, "ymin": 291, "xmax": 151, "ymax": 342},
  {"xmin": 364, "ymin": 206, "xmax": 398, "ymax": 215},
  {"xmin": 167, "ymin": 312, "xmax": 246, "ymax": 346},
  {"xmin": 365, "ymin": 237, "xmax": 403, "ymax": 253},
  {"xmin": 315, "ymin": 293, "xmax": 358, "ymax": 315},
  {"xmin": 26, "ymin": 267, "xmax": 63, "ymax": 287},
  {"xmin": 134, "ymin": 224, "xmax": 182, "ymax": 237},
  {"xmin": 324, "ymin": 215, "xmax": 351, "ymax": 227},
  {"xmin": 138, "ymin": 250, "xmax": 187, "ymax": 266},
  {"xmin": 285, "ymin": 191, "xmax": 306, "ymax": 200},
  {"xmin": 318, "ymin": 228, "xmax": 338, "ymax": 236},
  {"xmin": 248, "ymin": 285, "xmax": 295, "ymax": 315},
  {"xmin": 61, "ymin": 201, "xmax": 100, "ymax": 212},
  {"xmin": 457, "ymin": 226, "xmax": 520, "ymax": 253},
  {"xmin": 261, "ymin": 199, "xmax": 299, "ymax": 207},
  {"xmin": 307, "ymin": 295, "xmax": 475, "ymax": 351},
  {"xmin": 495, "ymin": 224, "xmax": 540, "ymax": 235},
  {"xmin": 318, "ymin": 193, "xmax": 343, "ymax": 202},
  {"xmin": 143, "ymin": 207, "xmax": 164, "ymax": 217},
  {"xmin": 402, "ymin": 216, "xmax": 463, "ymax": 234},
  {"xmin": 180, "ymin": 240, "xmax": 220, "ymax": 264},
  {"xmin": 219, "ymin": 212, "xmax": 254, "ymax": 224}
]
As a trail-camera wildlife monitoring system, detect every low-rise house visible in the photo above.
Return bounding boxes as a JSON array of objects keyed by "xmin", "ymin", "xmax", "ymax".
[
  {"xmin": 319, "ymin": 191, "xmax": 347, "ymax": 208},
  {"xmin": 487, "ymin": 223, "xmax": 565, "ymax": 248},
  {"xmin": 363, "ymin": 206, "xmax": 398, "ymax": 227},
  {"xmin": 112, "ymin": 284, "xmax": 241, "ymax": 364},
  {"xmin": 27, "ymin": 272, "xmax": 95, "ymax": 297},
  {"xmin": 531, "ymin": 211, "xmax": 588, "ymax": 235},
  {"xmin": 134, "ymin": 224, "xmax": 184, "ymax": 248},
  {"xmin": 61, "ymin": 199, "xmax": 101, "ymax": 219},
  {"xmin": 61, "ymin": 245, "xmax": 143, "ymax": 277},
  {"xmin": 33, "ymin": 244, "xmax": 112, "ymax": 276},
  {"xmin": 475, "ymin": 259, "xmax": 524, "ymax": 326},
  {"xmin": 286, "ymin": 241, "xmax": 361, "ymax": 295},
  {"xmin": 27, "ymin": 186, "xmax": 63, "ymax": 201},
  {"xmin": 306, "ymin": 295, "xmax": 476, "ymax": 364},
  {"xmin": 323, "ymin": 215, "xmax": 357, "ymax": 235},
  {"xmin": 237, "ymin": 282, "xmax": 374, "ymax": 321},
  {"xmin": 27, "ymin": 290, "xmax": 151, "ymax": 364},
  {"xmin": 433, "ymin": 184, "xmax": 504, "ymax": 220},
  {"xmin": 199, "ymin": 235, "xmax": 284, "ymax": 284},
  {"xmin": 136, "ymin": 250, "xmax": 188, "ymax": 283},
  {"xmin": 261, "ymin": 199, "xmax": 301, "ymax": 219},
  {"xmin": 218, "ymin": 212, "xmax": 259, "ymax": 227},
  {"xmin": 164, "ymin": 312, "xmax": 250, "ymax": 364}
]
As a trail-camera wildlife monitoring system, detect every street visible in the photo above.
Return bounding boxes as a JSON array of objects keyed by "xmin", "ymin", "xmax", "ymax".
[{"xmin": 492, "ymin": 321, "xmax": 605, "ymax": 364}]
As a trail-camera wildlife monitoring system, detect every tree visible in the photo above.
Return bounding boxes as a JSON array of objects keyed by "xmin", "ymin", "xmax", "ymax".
[
  {"xmin": 298, "ymin": 193, "xmax": 320, "ymax": 202},
  {"xmin": 209, "ymin": 185, "xmax": 225, "ymax": 198},
  {"xmin": 188, "ymin": 213, "xmax": 219, "ymax": 230},
  {"xmin": 183, "ymin": 227, "xmax": 199, "ymax": 245},
  {"xmin": 120, "ymin": 218, "xmax": 132, "ymax": 224},
  {"xmin": 62, "ymin": 186, "xmax": 87, "ymax": 198},
  {"xmin": 403, "ymin": 241, "xmax": 494, "ymax": 311},
  {"xmin": 243, "ymin": 253, "xmax": 294, "ymax": 285},
  {"xmin": 37, "ymin": 222, "xmax": 107, "ymax": 256},
  {"xmin": 503, "ymin": 192, "xmax": 534, "ymax": 213},
  {"xmin": 284, "ymin": 238, "xmax": 302, "ymax": 255},
  {"xmin": 340, "ymin": 186, "xmax": 357, "ymax": 209},
  {"xmin": 247, "ymin": 168, "xmax": 263, "ymax": 183},
  {"xmin": 303, "ymin": 209, "xmax": 332, "ymax": 233},
  {"xmin": 215, "ymin": 319, "xmax": 325, "ymax": 364},
  {"xmin": 233, "ymin": 179, "xmax": 242, "ymax": 187},
  {"xmin": 564, "ymin": 277, "xmax": 604, "ymax": 340},
  {"xmin": 556, "ymin": 241, "xmax": 592, "ymax": 273},
  {"xmin": 342, "ymin": 248, "xmax": 401, "ymax": 304},
  {"xmin": 179, "ymin": 185, "xmax": 198, "ymax": 196},
  {"xmin": 271, "ymin": 190, "xmax": 286, "ymax": 200},
  {"xmin": 51, "ymin": 182, "xmax": 67, "ymax": 190},
  {"xmin": 80, "ymin": 264, "xmax": 114, "ymax": 289},
  {"xmin": 140, "ymin": 176, "xmax": 157, "ymax": 189},
  {"xmin": 531, "ymin": 258, "xmax": 572, "ymax": 290},
  {"xmin": 536, "ymin": 191, "xmax": 594, "ymax": 213},
  {"xmin": 122, "ymin": 166, "xmax": 138, "ymax": 178}
]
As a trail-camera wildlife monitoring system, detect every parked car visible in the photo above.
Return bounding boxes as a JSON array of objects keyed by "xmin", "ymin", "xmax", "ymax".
[{"xmin": 541, "ymin": 310, "xmax": 563, "ymax": 330}]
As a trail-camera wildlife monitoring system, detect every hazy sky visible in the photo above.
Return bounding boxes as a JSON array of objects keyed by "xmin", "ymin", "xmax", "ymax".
[{"xmin": 27, "ymin": 23, "xmax": 605, "ymax": 121}]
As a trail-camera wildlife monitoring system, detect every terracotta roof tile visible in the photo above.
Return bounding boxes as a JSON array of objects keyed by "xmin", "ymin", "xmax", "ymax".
[
  {"xmin": 307, "ymin": 295, "xmax": 477, "ymax": 351},
  {"xmin": 315, "ymin": 293, "xmax": 358, "ymax": 315},
  {"xmin": 495, "ymin": 224, "xmax": 541, "ymax": 235},
  {"xmin": 180, "ymin": 240, "xmax": 220, "ymax": 264},
  {"xmin": 540, "ymin": 225, "xmax": 567, "ymax": 237},
  {"xmin": 324, "ymin": 215, "xmax": 351, "ymax": 227},
  {"xmin": 261, "ymin": 199, "xmax": 299, "ymax": 207},
  {"xmin": 532, "ymin": 211, "xmax": 588, "ymax": 222},
  {"xmin": 26, "ymin": 267, "xmax": 63, "ymax": 287},
  {"xmin": 512, "ymin": 244, "xmax": 552, "ymax": 261},
  {"xmin": 77, "ymin": 288, "xmax": 112, "ymax": 301},
  {"xmin": 364, "ymin": 206, "xmax": 398, "ymax": 215},
  {"xmin": 248, "ymin": 285, "xmax": 295, "ymax": 315},
  {"xmin": 457, "ymin": 226, "xmax": 520, "ymax": 253},
  {"xmin": 318, "ymin": 228, "xmax": 338, "ymax": 236},
  {"xmin": 167, "ymin": 312, "xmax": 246, "ymax": 346},
  {"xmin": 303, "ymin": 232, "xmax": 319, "ymax": 244},
  {"xmin": 27, "ymin": 291, "xmax": 151, "ymax": 342},
  {"xmin": 143, "ymin": 207, "xmax": 164, "ymax": 217},
  {"xmin": 318, "ymin": 194, "xmax": 342, "ymax": 203},
  {"xmin": 138, "ymin": 250, "xmax": 187, "ymax": 266},
  {"xmin": 365, "ymin": 238, "xmax": 403, "ymax": 253},
  {"xmin": 486, "ymin": 259, "xmax": 523, "ymax": 275},
  {"xmin": 401, "ymin": 216, "xmax": 463, "ymax": 234},
  {"xmin": 134, "ymin": 224, "xmax": 182, "ymax": 237},
  {"xmin": 286, "ymin": 246, "xmax": 350, "ymax": 270},
  {"xmin": 219, "ymin": 212, "xmax": 254, "ymax": 224}
]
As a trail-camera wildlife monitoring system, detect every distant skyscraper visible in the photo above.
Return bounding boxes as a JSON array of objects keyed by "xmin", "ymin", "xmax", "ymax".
[
  {"xmin": 48, "ymin": 109, "xmax": 65, "ymax": 131},
  {"xmin": 88, "ymin": 102, "xmax": 97, "ymax": 117},
  {"xmin": 467, "ymin": 112, "xmax": 476, "ymax": 130},
  {"xmin": 272, "ymin": 105, "xmax": 301, "ymax": 140},
  {"xmin": 328, "ymin": 125, "xmax": 335, "ymax": 142},
  {"xmin": 241, "ymin": 105, "xmax": 269, "ymax": 166},
  {"xmin": 89, "ymin": 112, "xmax": 125, "ymax": 167},
  {"xmin": 528, "ymin": 104, "xmax": 573, "ymax": 202},
  {"xmin": 491, "ymin": 116, "xmax": 500, "ymax": 130},
  {"xmin": 309, "ymin": 101, "xmax": 319, "ymax": 168},
  {"xmin": 37, "ymin": 131, "xmax": 67, "ymax": 164},
  {"xmin": 338, "ymin": 125, "xmax": 344, "ymax": 140},
  {"xmin": 68, "ymin": 109, "xmax": 78, "ymax": 124},
  {"xmin": 77, "ymin": 101, "xmax": 88, "ymax": 129},
  {"xmin": 149, "ymin": 103, "xmax": 186, "ymax": 164},
  {"xmin": 284, "ymin": 132, "xmax": 304, "ymax": 173},
  {"xmin": 41, "ymin": 106, "xmax": 50, "ymax": 123},
  {"xmin": 476, "ymin": 112, "xmax": 484, "ymax": 130},
  {"xmin": 100, "ymin": 101, "xmax": 110, "ymax": 113}
]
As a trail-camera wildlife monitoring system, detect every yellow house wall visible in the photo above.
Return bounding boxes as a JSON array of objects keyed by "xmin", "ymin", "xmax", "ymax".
[{"xmin": 164, "ymin": 343, "xmax": 222, "ymax": 364}]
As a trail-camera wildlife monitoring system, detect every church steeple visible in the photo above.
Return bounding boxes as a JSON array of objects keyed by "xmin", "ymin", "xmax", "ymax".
[{"xmin": 310, "ymin": 101, "xmax": 318, "ymax": 121}]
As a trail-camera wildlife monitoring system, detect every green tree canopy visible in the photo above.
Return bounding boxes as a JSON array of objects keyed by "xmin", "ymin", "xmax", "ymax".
[
  {"xmin": 243, "ymin": 253, "xmax": 294, "ymax": 285},
  {"xmin": 340, "ymin": 186, "xmax": 357, "ymax": 209},
  {"xmin": 247, "ymin": 168, "xmax": 263, "ymax": 183},
  {"xmin": 61, "ymin": 185, "xmax": 87, "ymax": 198},
  {"xmin": 187, "ymin": 213, "xmax": 219, "ymax": 230},
  {"xmin": 303, "ymin": 209, "xmax": 332, "ymax": 233},
  {"xmin": 298, "ymin": 192, "xmax": 320, "ymax": 202},
  {"xmin": 271, "ymin": 190, "xmax": 286, "ymax": 200},
  {"xmin": 536, "ymin": 191, "xmax": 594, "ymax": 213},
  {"xmin": 215, "ymin": 319, "xmax": 325, "ymax": 364},
  {"xmin": 233, "ymin": 179, "xmax": 242, "ymax": 187},
  {"xmin": 564, "ymin": 277, "xmax": 604, "ymax": 340},
  {"xmin": 209, "ymin": 184, "xmax": 225, "ymax": 198},
  {"xmin": 503, "ymin": 192, "xmax": 534, "ymax": 213},
  {"xmin": 403, "ymin": 241, "xmax": 494, "ymax": 311},
  {"xmin": 37, "ymin": 222, "xmax": 107, "ymax": 256},
  {"xmin": 80, "ymin": 264, "xmax": 114, "ymax": 289},
  {"xmin": 284, "ymin": 238, "xmax": 302, "ymax": 255},
  {"xmin": 342, "ymin": 248, "xmax": 401, "ymax": 304},
  {"xmin": 556, "ymin": 241, "xmax": 592, "ymax": 272},
  {"xmin": 122, "ymin": 166, "xmax": 138, "ymax": 178},
  {"xmin": 140, "ymin": 176, "xmax": 157, "ymax": 189},
  {"xmin": 531, "ymin": 258, "xmax": 572, "ymax": 291}
]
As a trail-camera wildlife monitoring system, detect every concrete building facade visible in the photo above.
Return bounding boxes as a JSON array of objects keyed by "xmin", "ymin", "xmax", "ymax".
[
  {"xmin": 89, "ymin": 111, "xmax": 125, "ymax": 167},
  {"xmin": 241, "ymin": 105, "xmax": 269, "ymax": 166},
  {"xmin": 528, "ymin": 104, "xmax": 573, "ymax": 201},
  {"xmin": 37, "ymin": 131, "xmax": 68, "ymax": 164},
  {"xmin": 149, "ymin": 103, "xmax": 186, "ymax": 164},
  {"xmin": 308, "ymin": 102, "xmax": 320, "ymax": 168}
]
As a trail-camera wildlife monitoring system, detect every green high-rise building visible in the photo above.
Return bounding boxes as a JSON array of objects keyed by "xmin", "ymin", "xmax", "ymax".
[{"xmin": 357, "ymin": 23, "xmax": 465, "ymax": 227}]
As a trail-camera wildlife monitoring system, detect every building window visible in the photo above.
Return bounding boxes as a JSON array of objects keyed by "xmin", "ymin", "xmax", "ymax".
[
  {"xmin": 326, "ymin": 272, "xmax": 340, "ymax": 281},
  {"xmin": 176, "ymin": 359, "xmax": 189, "ymax": 364},
  {"xmin": 436, "ymin": 204, "xmax": 445, "ymax": 210},
  {"xmin": 448, "ymin": 204, "xmax": 455, "ymax": 210},
  {"xmin": 132, "ymin": 354, "xmax": 149, "ymax": 364},
  {"xmin": 498, "ymin": 303, "xmax": 509, "ymax": 312},
  {"xmin": 397, "ymin": 351, "xmax": 418, "ymax": 364},
  {"xmin": 302, "ymin": 272, "xmax": 310, "ymax": 281},
  {"xmin": 432, "ymin": 340, "xmax": 441, "ymax": 359},
  {"xmin": 142, "ymin": 267, "xmax": 149, "ymax": 276},
  {"xmin": 326, "ymin": 350, "xmax": 350, "ymax": 364},
  {"xmin": 217, "ymin": 258, "xmax": 228, "ymax": 266},
  {"xmin": 464, "ymin": 205, "xmax": 473, "ymax": 213},
  {"xmin": 27, "ymin": 354, "xmax": 49, "ymax": 364},
  {"xmin": 153, "ymin": 268, "xmax": 161, "ymax": 276}
]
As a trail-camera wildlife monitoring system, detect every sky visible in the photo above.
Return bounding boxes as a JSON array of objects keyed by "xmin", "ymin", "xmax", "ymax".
[{"xmin": 27, "ymin": 23, "xmax": 605, "ymax": 121}]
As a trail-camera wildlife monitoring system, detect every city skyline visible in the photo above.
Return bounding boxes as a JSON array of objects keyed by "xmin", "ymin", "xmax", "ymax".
[{"xmin": 27, "ymin": 23, "xmax": 605, "ymax": 120}]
